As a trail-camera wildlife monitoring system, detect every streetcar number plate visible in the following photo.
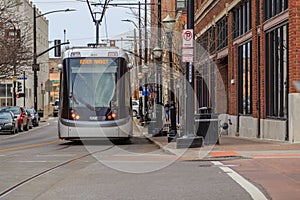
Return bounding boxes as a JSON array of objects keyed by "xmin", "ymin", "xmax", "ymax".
[{"xmin": 89, "ymin": 116, "xmax": 105, "ymax": 121}]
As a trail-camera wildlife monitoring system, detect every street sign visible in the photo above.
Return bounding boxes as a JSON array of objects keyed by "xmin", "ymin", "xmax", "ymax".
[
  {"xmin": 142, "ymin": 89, "xmax": 150, "ymax": 96},
  {"xmin": 182, "ymin": 29, "xmax": 194, "ymax": 48},
  {"xmin": 17, "ymin": 77, "xmax": 27, "ymax": 80},
  {"xmin": 182, "ymin": 48, "xmax": 194, "ymax": 63},
  {"xmin": 32, "ymin": 63, "xmax": 40, "ymax": 71},
  {"xmin": 45, "ymin": 79, "xmax": 52, "ymax": 92}
]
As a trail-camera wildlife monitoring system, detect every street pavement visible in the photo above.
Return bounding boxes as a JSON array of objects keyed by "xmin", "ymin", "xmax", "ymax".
[{"xmin": 134, "ymin": 122, "xmax": 300, "ymax": 200}]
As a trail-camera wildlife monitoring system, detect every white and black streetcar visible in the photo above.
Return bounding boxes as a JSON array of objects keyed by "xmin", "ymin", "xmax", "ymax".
[{"xmin": 58, "ymin": 45, "xmax": 133, "ymax": 140}]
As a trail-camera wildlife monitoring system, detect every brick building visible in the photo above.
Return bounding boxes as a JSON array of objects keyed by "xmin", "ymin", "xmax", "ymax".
[{"xmin": 153, "ymin": 0, "xmax": 300, "ymax": 142}]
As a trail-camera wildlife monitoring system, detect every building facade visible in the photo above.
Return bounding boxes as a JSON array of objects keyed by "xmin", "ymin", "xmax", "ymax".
[
  {"xmin": 153, "ymin": 0, "xmax": 300, "ymax": 142},
  {"xmin": 1, "ymin": 0, "xmax": 50, "ymax": 112},
  {"xmin": 195, "ymin": 0, "xmax": 300, "ymax": 142}
]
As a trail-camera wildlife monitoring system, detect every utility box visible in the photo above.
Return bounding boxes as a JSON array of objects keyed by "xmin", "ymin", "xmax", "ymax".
[{"xmin": 195, "ymin": 107, "xmax": 220, "ymax": 145}]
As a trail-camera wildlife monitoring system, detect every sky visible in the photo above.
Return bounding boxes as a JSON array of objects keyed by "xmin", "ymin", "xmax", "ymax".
[{"xmin": 31, "ymin": 0, "xmax": 143, "ymax": 53}]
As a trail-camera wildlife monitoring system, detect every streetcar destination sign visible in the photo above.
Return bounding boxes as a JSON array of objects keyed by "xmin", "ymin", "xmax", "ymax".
[{"xmin": 79, "ymin": 59, "xmax": 109, "ymax": 65}]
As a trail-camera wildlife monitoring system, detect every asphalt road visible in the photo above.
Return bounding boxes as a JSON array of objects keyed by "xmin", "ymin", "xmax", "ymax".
[{"xmin": 0, "ymin": 118, "xmax": 266, "ymax": 200}]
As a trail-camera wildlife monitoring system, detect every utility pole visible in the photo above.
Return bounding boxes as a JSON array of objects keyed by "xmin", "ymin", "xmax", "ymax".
[
  {"xmin": 33, "ymin": 6, "xmax": 38, "ymax": 111},
  {"xmin": 13, "ymin": 66, "xmax": 16, "ymax": 106},
  {"xmin": 134, "ymin": 29, "xmax": 138, "ymax": 99},
  {"xmin": 185, "ymin": 0, "xmax": 195, "ymax": 136},
  {"xmin": 23, "ymin": 71, "xmax": 25, "ymax": 107},
  {"xmin": 144, "ymin": 0, "xmax": 149, "ymax": 123},
  {"xmin": 156, "ymin": 0, "xmax": 163, "ymax": 133},
  {"xmin": 138, "ymin": 1, "xmax": 144, "ymax": 122},
  {"xmin": 33, "ymin": 7, "xmax": 74, "ymax": 111}
]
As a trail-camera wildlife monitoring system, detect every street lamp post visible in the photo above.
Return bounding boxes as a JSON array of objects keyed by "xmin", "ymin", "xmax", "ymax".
[
  {"xmin": 153, "ymin": 0, "xmax": 163, "ymax": 135},
  {"xmin": 121, "ymin": 18, "xmax": 142, "ymax": 119},
  {"xmin": 121, "ymin": 19, "xmax": 138, "ymax": 29},
  {"xmin": 153, "ymin": 46, "xmax": 163, "ymax": 134},
  {"xmin": 163, "ymin": 15, "xmax": 177, "ymax": 142},
  {"xmin": 33, "ymin": 6, "xmax": 75, "ymax": 111}
]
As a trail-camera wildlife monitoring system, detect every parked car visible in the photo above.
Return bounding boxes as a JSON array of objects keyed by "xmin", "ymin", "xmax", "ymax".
[
  {"xmin": 26, "ymin": 110, "xmax": 33, "ymax": 129},
  {"xmin": 0, "ymin": 111, "xmax": 18, "ymax": 134},
  {"xmin": 53, "ymin": 99, "xmax": 59, "ymax": 117},
  {"xmin": 26, "ymin": 108, "xmax": 39, "ymax": 127},
  {"xmin": 1, "ymin": 106, "xmax": 30, "ymax": 132},
  {"xmin": 132, "ymin": 100, "xmax": 139, "ymax": 117}
]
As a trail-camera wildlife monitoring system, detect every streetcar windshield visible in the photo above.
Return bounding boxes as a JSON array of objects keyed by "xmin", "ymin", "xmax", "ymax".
[{"xmin": 69, "ymin": 58, "xmax": 117, "ymax": 109}]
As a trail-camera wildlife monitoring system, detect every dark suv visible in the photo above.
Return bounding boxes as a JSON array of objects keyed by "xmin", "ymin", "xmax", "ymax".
[{"xmin": 1, "ymin": 106, "xmax": 30, "ymax": 132}]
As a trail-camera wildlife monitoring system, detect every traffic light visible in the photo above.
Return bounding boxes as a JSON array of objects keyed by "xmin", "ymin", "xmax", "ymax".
[
  {"xmin": 16, "ymin": 93, "xmax": 25, "ymax": 98},
  {"xmin": 54, "ymin": 39, "xmax": 61, "ymax": 57},
  {"xmin": 17, "ymin": 82, "xmax": 22, "ymax": 92}
]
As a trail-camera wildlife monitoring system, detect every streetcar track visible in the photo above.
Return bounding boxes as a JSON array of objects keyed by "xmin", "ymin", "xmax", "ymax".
[{"xmin": 0, "ymin": 145, "xmax": 115, "ymax": 199}]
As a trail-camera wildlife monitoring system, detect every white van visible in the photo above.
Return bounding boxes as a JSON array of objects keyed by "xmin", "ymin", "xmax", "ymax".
[{"xmin": 53, "ymin": 100, "xmax": 59, "ymax": 117}]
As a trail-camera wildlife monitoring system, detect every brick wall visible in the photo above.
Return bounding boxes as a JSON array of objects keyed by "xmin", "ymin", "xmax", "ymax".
[
  {"xmin": 288, "ymin": 0, "xmax": 300, "ymax": 93},
  {"xmin": 195, "ymin": 0, "xmax": 233, "ymax": 34},
  {"xmin": 259, "ymin": 0, "xmax": 266, "ymax": 118},
  {"xmin": 251, "ymin": 0, "xmax": 258, "ymax": 118}
]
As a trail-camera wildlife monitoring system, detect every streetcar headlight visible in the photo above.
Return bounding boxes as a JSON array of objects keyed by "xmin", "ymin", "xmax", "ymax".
[
  {"xmin": 70, "ymin": 110, "xmax": 80, "ymax": 120},
  {"xmin": 106, "ymin": 112, "xmax": 117, "ymax": 120}
]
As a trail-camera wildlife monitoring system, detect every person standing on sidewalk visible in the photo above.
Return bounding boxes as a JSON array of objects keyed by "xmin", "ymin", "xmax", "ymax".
[{"xmin": 164, "ymin": 101, "xmax": 170, "ymax": 122}]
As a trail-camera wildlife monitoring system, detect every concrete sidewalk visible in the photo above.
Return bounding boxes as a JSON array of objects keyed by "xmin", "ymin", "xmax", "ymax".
[
  {"xmin": 135, "ymin": 122, "xmax": 300, "ymax": 160},
  {"xmin": 135, "ymin": 122, "xmax": 300, "ymax": 200}
]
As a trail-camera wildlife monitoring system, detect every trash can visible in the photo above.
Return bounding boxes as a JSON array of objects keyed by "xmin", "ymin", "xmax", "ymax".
[
  {"xmin": 37, "ymin": 109, "xmax": 44, "ymax": 118},
  {"xmin": 148, "ymin": 120, "xmax": 156, "ymax": 135},
  {"xmin": 195, "ymin": 107, "xmax": 219, "ymax": 145}
]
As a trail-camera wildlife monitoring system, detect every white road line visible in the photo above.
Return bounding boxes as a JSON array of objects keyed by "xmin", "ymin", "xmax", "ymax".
[{"xmin": 212, "ymin": 161, "xmax": 268, "ymax": 200}]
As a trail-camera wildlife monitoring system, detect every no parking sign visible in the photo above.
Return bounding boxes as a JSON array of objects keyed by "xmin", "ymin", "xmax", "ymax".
[{"xmin": 182, "ymin": 29, "xmax": 193, "ymax": 48}]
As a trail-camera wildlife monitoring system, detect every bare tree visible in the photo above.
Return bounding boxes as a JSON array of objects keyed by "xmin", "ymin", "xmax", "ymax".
[{"xmin": 0, "ymin": 1, "xmax": 32, "ymax": 79}]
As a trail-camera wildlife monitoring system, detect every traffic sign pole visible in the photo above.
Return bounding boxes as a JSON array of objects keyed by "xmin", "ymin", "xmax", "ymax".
[{"xmin": 177, "ymin": 0, "xmax": 202, "ymax": 148}]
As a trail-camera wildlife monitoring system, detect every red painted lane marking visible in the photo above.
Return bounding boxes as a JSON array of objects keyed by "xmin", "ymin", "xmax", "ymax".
[{"xmin": 209, "ymin": 151, "xmax": 241, "ymax": 157}]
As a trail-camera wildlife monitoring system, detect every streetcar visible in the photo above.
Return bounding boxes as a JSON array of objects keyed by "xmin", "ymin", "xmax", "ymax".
[{"xmin": 58, "ymin": 45, "xmax": 133, "ymax": 140}]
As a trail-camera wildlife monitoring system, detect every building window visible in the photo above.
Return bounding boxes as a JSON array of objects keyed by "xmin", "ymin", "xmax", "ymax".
[
  {"xmin": 232, "ymin": 0, "xmax": 252, "ymax": 39},
  {"xmin": 217, "ymin": 16, "xmax": 228, "ymax": 51},
  {"xmin": 265, "ymin": 24, "xmax": 288, "ymax": 119},
  {"xmin": 264, "ymin": 0, "xmax": 288, "ymax": 21},
  {"xmin": 176, "ymin": 0, "xmax": 186, "ymax": 11},
  {"xmin": 208, "ymin": 27, "xmax": 215, "ymax": 54},
  {"xmin": 196, "ymin": 61, "xmax": 215, "ymax": 111},
  {"xmin": 238, "ymin": 41, "xmax": 252, "ymax": 115},
  {"xmin": 198, "ymin": 32, "xmax": 208, "ymax": 53},
  {"xmin": 198, "ymin": 28, "xmax": 215, "ymax": 55},
  {"xmin": 256, "ymin": 0, "xmax": 260, "ymax": 26}
]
